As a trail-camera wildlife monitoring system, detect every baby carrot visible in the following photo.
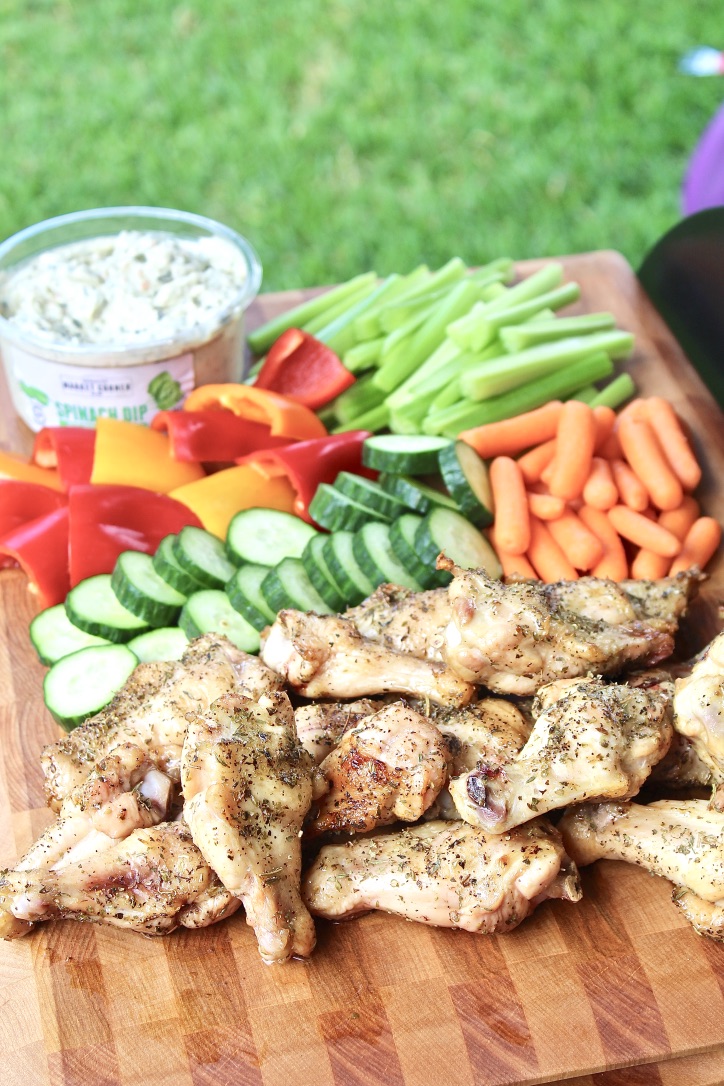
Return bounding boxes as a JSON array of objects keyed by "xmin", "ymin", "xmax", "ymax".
[
  {"xmin": 617, "ymin": 415, "xmax": 683, "ymax": 511},
  {"xmin": 578, "ymin": 504, "xmax": 628, "ymax": 581},
  {"xmin": 610, "ymin": 458, "xmax": 649, "ymax": 512},
  {"xmin": 547, "ymin": 508, "xmax": 605, "ymax": 570},
  {"xmin": 527, "ymin": 491, "xmax": 566, "ymax": 520},
  {"xmin": 669, "ymin": 517, "xmax": 722, "ymax": 575},
  {"xmin": 488, "ymin": 526, "xmax": 537, "ymax": 580},
  {"xmin": 630, "ymin": 550, "xmax": 670, "ymax": 580},
  {"xmin": 489, "ymin": 456, "xmax": 530, "ymax": 555},
  {"xmin": 527, "ymin": 516, "xmax": 578, "ymax": 581},
  {"xmin": 598, "ymin": 431, "xmax": 623, "ymax": 460},
  {"xmin": 645, "ymin": 398, "xmax": 702, "ymax": 491},
  {"xmin": 517, "ymin": 439, "xmax": 556, "ymax": 484},
  {"xmin": 608, "ymin": 505, "xmax": 681, "ymax": 558},
  {"xmin": 582, "ymin": 457, "xmax": 618, "ymax": 510},
  {"xmin": 592, "ymin": 404, "xmax": 617, "ymax": 449},
  {"xmin": 549, "ymin": 400, "xmax": 597, "ymax": 501},
  {"xmin": 631, "ymin": 499, "xmax": 700, "ymax": 579},
  {"xmin": 459, "ymin": 401, "xmax": 563, "ymax": 459}
]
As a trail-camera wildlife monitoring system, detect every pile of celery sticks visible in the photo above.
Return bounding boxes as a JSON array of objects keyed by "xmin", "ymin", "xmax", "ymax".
[{"xmin": 247, "ymin": 258, "xmax": 636, "ymax": 438}]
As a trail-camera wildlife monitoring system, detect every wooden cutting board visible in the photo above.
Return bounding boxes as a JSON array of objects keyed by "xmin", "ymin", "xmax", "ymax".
[{"xmin": 0, "ymin": 251, "xmax": 723, "ymax": 1086}]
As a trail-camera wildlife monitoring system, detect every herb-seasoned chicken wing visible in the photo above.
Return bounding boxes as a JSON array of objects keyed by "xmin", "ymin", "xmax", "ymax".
[
  {"xmin": 304, "ymin": 818, "xmax": 581, "ymax": 932},
  {"xmin": 673, "ymin": 630, "xmax": 724, "ymax": 806},
  {"xmin": 294, "ymin": 699, "xmax": 384, "ymax": 764},
  {"xmin": 344, "ymin": 583, "xmax": 450, "ymax": 660},
  {"xmin": 181, "ymin": 690, "xmax": 317, "ymax": 964}
]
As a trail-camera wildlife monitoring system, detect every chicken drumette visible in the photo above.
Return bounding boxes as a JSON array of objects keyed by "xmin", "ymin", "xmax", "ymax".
[{"xmin": 673, "ymin": 630, "xmax": 724, "ymax": 806}]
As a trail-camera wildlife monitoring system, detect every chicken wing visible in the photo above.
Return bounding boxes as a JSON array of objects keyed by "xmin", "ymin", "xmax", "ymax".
[
  {"xmin": 559, "ymin": 799, "xmax": 724, "ymax": 940},
  {"xmin": 42, "ymin": 633, "xmax": 281, "ymax": 809},
  {"xmin": 294, "ymin": 699, "xmax": 384, "ymax": 764},
  {"xmin": 440, "ymin": 559, "xmax": 696, "ymax": 695},
  {"xmin": 673, "ymin": 630, "xmax": 724, "ymax": 806},
  {"xmin": 0, "ymin": 822, "xmax": 238, "ymax": 937},
  {"xmin": 307, "ymin": 701, "xmax": 450, "ymax": 836},
  {"xmin": 449, "ymin": 677, "xmax": 673, "ymax": 833},
  {"xmin": 181, "ymin": 691, "xmax": 317, "ymax": 964},
  {"xmin": 344, "ymin": 583, "xmax": 450, "ymax": 660},
  {"xmin": 303, "ymin": 818, "xmax": 581, "ymax": 932},
  {"xmin": 260, "ymin": 609, "xmax": 475, "ymax": 707}
]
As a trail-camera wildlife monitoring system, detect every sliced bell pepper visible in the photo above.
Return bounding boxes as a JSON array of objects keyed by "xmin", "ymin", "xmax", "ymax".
[
  {"xmin": 0, "ymin": 449, "xmax": 63, "ymax": 492},
  {"xmin": 0, "ymin": 480, "xmax": 67, "ymax": 539},
  {"xmin": 90, "ymin": 418, "xmax": 205, "ymax": 492},
  {"xmin": 68, "ymin": 484, "xmax": 203, "ymax": 585},
  {"xmin": 237, "ymin": 430, "xmax": 372, "ymax": 523},
  {"xmin": 182, "ymin": 384, "xmax": 327, "ymax": 440},
  {"xmin": 0, "ymin": 506, "xmax": 70, "ymax": 607},
  {"xmin": 254, "ymin": 329, "xmax": 355, "ymax": 410},
  {"xmin": 169, "ymin": 463, "xmax": 296, "ymax": 540},
  {"xmin": 151, "ymin": 410, "xmax": 293, "ymax": 463},
  {"xmin": 32, "ymin": 427, "xmax": 96, "ymax": 489}
]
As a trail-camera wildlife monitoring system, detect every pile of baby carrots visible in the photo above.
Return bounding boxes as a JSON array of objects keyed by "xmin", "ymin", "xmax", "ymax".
[{"xmin": 460, "ymin": 397, "xmax": 721, "ymax": 582}]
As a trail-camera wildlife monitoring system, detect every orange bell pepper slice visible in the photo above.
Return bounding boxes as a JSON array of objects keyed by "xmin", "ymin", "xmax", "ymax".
[
  {"xmin": 0, "ymin": 449, "xmax": 63, "ymax": 492},
  {"xmin": 182, "ymin": 384, "xmax": 327, "ymax": 440},
  {"xmin": 90, "ymin": 419, "xmax": 205, "ymax": 493},
  {"xmin": 169, "ymin": 463, "xmax": 296, "ymax": 539}
]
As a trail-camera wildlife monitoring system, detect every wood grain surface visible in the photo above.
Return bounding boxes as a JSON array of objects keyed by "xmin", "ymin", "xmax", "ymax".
[{"xmin": 0, "ymin": 251, "xmax": 723, "ymax": 1086}]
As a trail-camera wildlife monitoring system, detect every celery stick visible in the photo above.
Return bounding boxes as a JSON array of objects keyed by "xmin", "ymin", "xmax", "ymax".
[
  {"xmin": 378, "ymin": 284, "xmax": 459, "ymax": 333},
  {"xmin": 386, "ymin": 339, "xmax": 462, "ymax": 407},
  {"xmin": 303, "ymin": 279, "xmax": 379, "ymax": 335},
  {"xmin": 353, "ymin": 265, "xmax": 429, "ymax": 339},
  {"xmin": 332, "ymin": 374, "xmax": 386, "ymax": 424},
  {"xmin": 388, "ymin": 396, "xmax": 435, "ymax": 434},
  {"xmin": 247, "ymin": 272, "xmax": 376, "ymax": 355},
  {"xmin": 589, "ymin": 372, "xmax": 636, "ymax": 409},
  {"xmin": 344, "ymin": 337, "xmax": 385, "ymax": 374},
  {"xmin": 374, "ymin": 278, "xmax": 482, "ymax": 393},
  {"xmin": 430, "ymin": 377, "xmax": 463, "ymax": 411},
  {"xmin": 483, "ymin": 262, "xmax": 564, "ymax": 314},
  {"xmin": 332, "ymin": 403, "xmax": 390, "ymax": 434},
  {"xmin": 481, "ymin": 282, "xmax": 508, "ymax": 302},
  {"xmin": 449, "ymin": 282, "xmax": 581, "ymax": 353},
  {"xmin": 460, "ymin": 330, "xmax": 634, "ymax": 402},
  {"xmin": 423, "ymin": 353, "xmax": 614, "ymax": 436},
  {"xmin": 379, "ymin": 307, "xmax": 433, "ymax": 360},
  {"xmin": 469, "ymin": 257, "xmax": 515, "ymax": 284},
  {"xmin": 567, "ymin": 384, "xmax": 599, "ymax": 404},
  {"xmin": 501, "ymin": 312, "xmax": 616, "ymax": 353}
]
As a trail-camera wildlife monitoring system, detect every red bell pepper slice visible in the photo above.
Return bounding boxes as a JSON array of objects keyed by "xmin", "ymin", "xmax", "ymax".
[
  {"xmin": 0, "ymin": 506, "xmax": 70, "ymax": 608},
  {"xmin": 0, "ymin": 480, "xmax": 67, "ymax": 540},
  {"xmin": 32, "ymin": 428, "xmax": 96, "ymax": 489},
  {"xmin": 238, "ymin": 430, "xmax": 373, "ymax": 523},
  {"xmin": 151, "ymin": 410, "xmax": 294, "ymax": 463},
  {"xmin": 68, "ymin": 484, "xmax": 203, "ymax": 585},
  {"xmin": 254, "ymin": 329, "xmax": 356, "ymax": 410}
]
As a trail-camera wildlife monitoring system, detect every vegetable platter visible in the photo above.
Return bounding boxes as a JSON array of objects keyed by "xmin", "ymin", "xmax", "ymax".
[{"xmin": 1, "ymin": 250, "xmax": 723, "ymax": 1086}]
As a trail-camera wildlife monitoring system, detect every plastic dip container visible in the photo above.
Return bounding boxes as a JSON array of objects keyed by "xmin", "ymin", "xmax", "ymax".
[{"xmin": 0, "ymin": 207, "xmax": 262, "ymax": 431}]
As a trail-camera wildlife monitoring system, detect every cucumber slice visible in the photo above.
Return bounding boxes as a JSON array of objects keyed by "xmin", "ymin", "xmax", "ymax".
[
  {"xmin": 111, "ymin": 551, "xmax": 187, "ymax": 627},
  {"xmin": 179, "ymin": 590, "xmax": 260, "ymax": 653},
  {"xmin": 226, "ymin": 564, "xmax": 277, "ymax": 631},
  {"xmin": 322, "ymin": 531, "xmax": 377, "ymax": 606},
  {"xmin": 379, "ymin": 473, "xmax": 459, "ymax": 515},
  {"xmin": 301, "ymin": 535, "xmax": 347, "ymax": 612},
  {"xmin": 388, "ymin": 514, "xmax": 442, "ymax": 589},
  {"xmin": 352, "ymin": 522, "xmax": 423, "ymax": 591},
  {"xmin": 127, "ymin": 627, "xmax": 189, "ymax": 663},
  {"xmin": 173, "ymin": 526, "xmax": 238, "ymax": 588},
  {"xmin": 362, "ymin": 434, "xmax": 452, "ymax": 474},
  {"xmin": 226, "ymin": 508, "xmax": 318, "ymax": 567},
  {"xmin": 65, "ymin": 575, "xmax": 149, "ymax": 642},
  {"xmin": 261, "ymin": 558, "xmax": 333, "ymax": 614},
  {"xmin": 414, "ymin": 508, "xmax": 503, "ymax": 583},
  {"xmin": 153, "ymin": 535, "xmax": 206, "ymax": 595},
  {"xmin": 30, "ymin": 604, "xmax": 110, "ymax": 666},
  {"xmin": 44, "ymin": 644, "xmax": 138, "ymax": 730},
  {"xmin": 333, "ymin": 472, "xmax": 411, "ymax": 520},
  {"xmin": 309, "ymin": 484, "xmax": 389, "ymax": 531},
  {"xmin": 438, "ymin": 441, "xmax": 494, "ymax": 527}
]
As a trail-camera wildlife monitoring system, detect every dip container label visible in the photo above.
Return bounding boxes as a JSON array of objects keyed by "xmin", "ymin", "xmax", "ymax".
[{"xmin": 3, "ymin": 341, "xmax": 196, "ymax": 430}]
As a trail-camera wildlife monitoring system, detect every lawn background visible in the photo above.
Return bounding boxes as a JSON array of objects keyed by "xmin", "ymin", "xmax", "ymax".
[{"xmin": 1, "ymin": 0, "xmax": 722, "ymax": 290}]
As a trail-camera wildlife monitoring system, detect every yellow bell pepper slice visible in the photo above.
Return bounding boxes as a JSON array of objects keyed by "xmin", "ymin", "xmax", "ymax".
[
  {"xmin": 90, "ymin": 419, "xmax": 204, "ymax": 492},
  {"xmin": 169, "ymin": 463, "xmax": 296, "ymax": 539},
  {"xmin": 0, "ymin": 450, "xmax": 63, "ymax": 491}
]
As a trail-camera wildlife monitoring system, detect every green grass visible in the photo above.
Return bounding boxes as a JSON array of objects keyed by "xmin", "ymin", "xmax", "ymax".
[{"xmin": 0, "ymin": 0, "xmax": 721, "ymax": 290}]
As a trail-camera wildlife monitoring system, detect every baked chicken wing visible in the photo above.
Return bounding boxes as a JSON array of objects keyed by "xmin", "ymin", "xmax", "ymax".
[
  {"xmin": 673, "ymin": 630, "xmax": 724, "ymax": 806},
  {"xmin": 294, "ymin": 699, "xmax": 384, "ymax": 764}
]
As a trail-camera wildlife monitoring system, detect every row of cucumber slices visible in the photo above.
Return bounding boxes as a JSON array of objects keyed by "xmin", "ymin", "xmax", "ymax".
[{"xmin": 32, "ymin": 435, "xmax": 500, "ymax": 730}]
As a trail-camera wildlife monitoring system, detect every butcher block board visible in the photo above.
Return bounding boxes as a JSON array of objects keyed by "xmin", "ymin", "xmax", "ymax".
[{"xmin": 0, "ymin": 251, "xmax": 723, "ymax": 1086}]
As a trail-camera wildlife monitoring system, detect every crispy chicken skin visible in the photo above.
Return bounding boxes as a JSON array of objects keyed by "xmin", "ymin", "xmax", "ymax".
[
  {"xmin": 344, "ymin": 583, "xmax": 450, "ymax": 660},
  {"xmin": 440, "ymin": 559, "xmax": 696, "ymax": 695},
  {"xmin": 308, "ymin": 701, "xmax": 450, "ymax": 836},
  {"xmin": 559, "ymin": 799, "xmax": 724, "ymax": 940},
  {"xmin": 260, "ymin": 609, "xmax": 475, "ymax": 707},
  {"xmin": 673, "ymin": 630, "xmax": 724, "ymax": 806},
  {"xmin": 294, "ymin": 699, "xmax": 384, "ymax": 764},
  {"xmin": 0, "ymin": 822, "xmax": 238, "ymax": 937},
  {"xmin": 181, "ymin": 690, "xmax": 317, "ymax": 964},
  {"xmin": 41, "ymin": 634, "xmax": 281, "ymax": 809},
  {"xmin": 304, "ymin": 818, "xmax": 581, "ymax": 932},
  {"xmin": 450, "ymin": 677, "xmax": 673, "ymax": 833}
]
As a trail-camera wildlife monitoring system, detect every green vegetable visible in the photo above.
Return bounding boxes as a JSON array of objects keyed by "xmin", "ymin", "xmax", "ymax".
[{"xmin": 247, "ymin": 272, "xmax": 377, "ymax": 355}]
